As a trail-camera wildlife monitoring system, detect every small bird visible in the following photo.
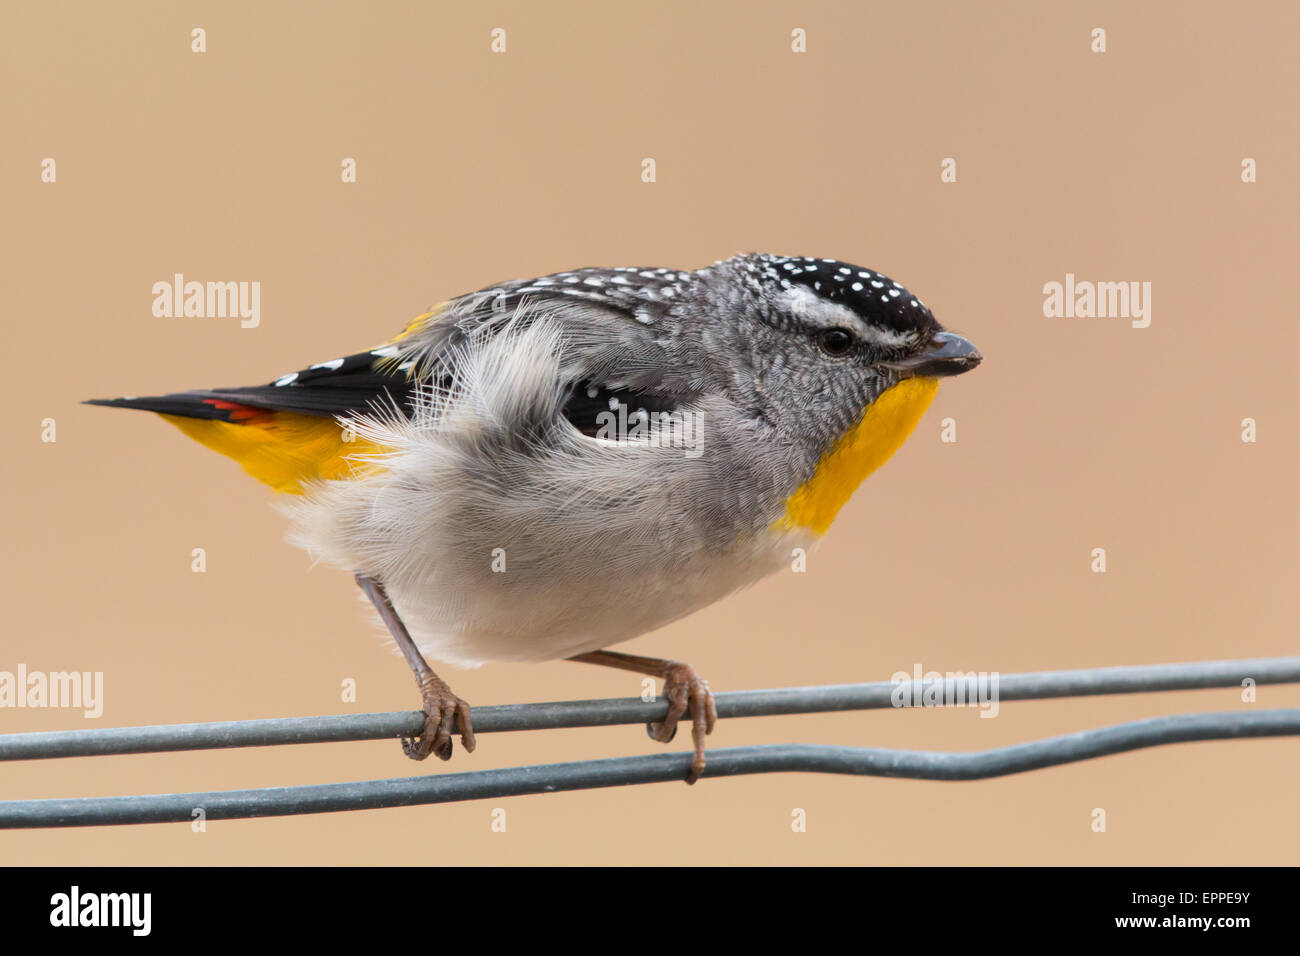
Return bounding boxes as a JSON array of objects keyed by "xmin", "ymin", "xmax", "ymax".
[{"xmin": 88, "ymin": 253, "xmax": 980, "ymax": 782}]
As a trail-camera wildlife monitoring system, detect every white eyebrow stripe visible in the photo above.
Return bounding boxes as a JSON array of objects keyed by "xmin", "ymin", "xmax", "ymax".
[
  {"xmin": 858, "ymin": 324, "xmax": 914, "ymax": 346},
  {"xmin": 781, "ymin": 286, "xmax": 916, "ymax": 346},
  {"xmin": 781, "ymin": 287, "xmax": 865, "ymax": 331}
]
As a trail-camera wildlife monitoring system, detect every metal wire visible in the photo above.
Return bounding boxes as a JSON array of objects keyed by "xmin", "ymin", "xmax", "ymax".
[
  {"xmin": 0, "ymin": 656, "xmax": 1296, "ymax": 828},
  {"xmin": 3, "ymin": 710, "xmax": 1298, "ymax": 828},
  {"xmin": 2, "ymin": 656, "xmax": 1295, "ymax": 761}
]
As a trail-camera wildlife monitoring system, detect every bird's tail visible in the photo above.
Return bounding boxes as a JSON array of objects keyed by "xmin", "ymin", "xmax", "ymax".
[{"xmin": 84, "ymin": 392, "xmax": 383, "ymax": 494}]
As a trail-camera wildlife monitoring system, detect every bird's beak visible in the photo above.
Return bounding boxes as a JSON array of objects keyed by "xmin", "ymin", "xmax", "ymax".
[{"xmin": 884, "ymin": 331, "xmax": 982, "ymax": 378}]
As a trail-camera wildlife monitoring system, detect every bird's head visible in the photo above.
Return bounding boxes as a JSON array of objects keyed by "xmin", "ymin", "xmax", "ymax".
[
  {"xmin": 687, "ymin": 253, "xmax": 979, "ymax": 429},
  {"xmin": 681, "ymin": 253, "xmax": 982, "ymax": 532}
]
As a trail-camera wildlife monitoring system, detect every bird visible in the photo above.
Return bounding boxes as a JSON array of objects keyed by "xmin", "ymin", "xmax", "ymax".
[{"xmin": 87, "ymin": 252, "xmax": 981, "ymax": 783}]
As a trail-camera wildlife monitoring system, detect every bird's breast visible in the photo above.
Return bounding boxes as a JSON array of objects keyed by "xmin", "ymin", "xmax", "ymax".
[{"xmin": 774, "ymin": 376, "xmax": 939, "ymax": 536}]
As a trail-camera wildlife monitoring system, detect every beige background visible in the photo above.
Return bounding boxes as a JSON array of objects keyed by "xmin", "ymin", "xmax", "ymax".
[{"xmin": 2, "ymin": 1, "xmax": 1297, "ymax": 865}]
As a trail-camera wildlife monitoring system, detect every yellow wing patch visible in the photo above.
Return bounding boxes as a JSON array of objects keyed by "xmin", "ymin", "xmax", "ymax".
[
  {"xmin": 776, "ymin": 376, "xmax": 939, "ymax": 535},
  {"xmin": 159, "ymin": 412, "xmax": 384, "ymax": 495},
  {"xmin": 390, "ymin": 304, "xmax": 446, "ymax": 343}
]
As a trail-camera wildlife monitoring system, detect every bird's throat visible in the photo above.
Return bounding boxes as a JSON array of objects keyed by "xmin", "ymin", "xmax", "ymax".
[{"xmin": 776, "ymin": 376, "xmax": 939, "ymax": 536}]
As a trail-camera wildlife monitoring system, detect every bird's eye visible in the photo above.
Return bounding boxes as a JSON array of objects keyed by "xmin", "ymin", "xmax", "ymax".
[{"xmin": 819, "ymin": 328, "xmax": 854, "ymax": 356}]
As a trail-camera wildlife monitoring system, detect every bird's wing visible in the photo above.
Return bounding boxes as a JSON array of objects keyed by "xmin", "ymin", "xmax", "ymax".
[
  {"xmin": 85, "ymin": 275, "xmax": 703, "ymax": 491},
  {"xmin": 378, "ymin": 270, "xmax": 706, "ymax": 433}
]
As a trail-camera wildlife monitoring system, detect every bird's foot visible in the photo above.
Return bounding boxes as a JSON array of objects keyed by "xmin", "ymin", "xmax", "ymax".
[
  {"xmin": 402, "ymin": 672, "xmax": 476, "ymax": 761},
  {"xmin": 647, "ymin": 662, "xmax": 718, "ymax": 784}
]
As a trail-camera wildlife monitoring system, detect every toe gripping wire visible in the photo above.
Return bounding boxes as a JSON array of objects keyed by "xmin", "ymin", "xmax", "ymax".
[{"xmin": 0, "ymin": 656, "xmax": 1297, "ymax": 827}]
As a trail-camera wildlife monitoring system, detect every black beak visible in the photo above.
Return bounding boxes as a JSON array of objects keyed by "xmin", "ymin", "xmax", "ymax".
[{"xmin": 884, "ymin": 331, "xmax": 982, "ymax": 378}]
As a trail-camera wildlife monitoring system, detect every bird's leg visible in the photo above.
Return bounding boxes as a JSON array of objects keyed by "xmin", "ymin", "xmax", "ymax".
[
  {"xmin": 567, "ymin": 649, "xmax": 717, "ymax": 784},
  {"xmin": 355, "ymin": 574, "xmax": 475, "ymax": 762}
]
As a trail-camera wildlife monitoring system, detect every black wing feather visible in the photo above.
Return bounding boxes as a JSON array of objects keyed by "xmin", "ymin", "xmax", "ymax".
[{"xmin": 85, "ymin": 349, "xmax": 417, "ymax": 422}]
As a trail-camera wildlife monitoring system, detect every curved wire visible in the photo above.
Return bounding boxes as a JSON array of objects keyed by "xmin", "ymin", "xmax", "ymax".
[{"xmin": 1, "ymin": 708, "xmax": 1296, "ymax": 828}]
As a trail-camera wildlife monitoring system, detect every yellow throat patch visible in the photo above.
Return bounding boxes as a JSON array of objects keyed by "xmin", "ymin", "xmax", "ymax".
[{"xmin": 776, "ymin": 376, "xmax": 939, "ymax": 536}]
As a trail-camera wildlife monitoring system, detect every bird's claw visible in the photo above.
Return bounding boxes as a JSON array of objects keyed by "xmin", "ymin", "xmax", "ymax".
[
  {"xmin": 645, "ymin": 662, "xmax": 717, "ymax": 784},
  {"xmin": 402, "ymin": 673, "xmax": 476, "ymax": 761}
]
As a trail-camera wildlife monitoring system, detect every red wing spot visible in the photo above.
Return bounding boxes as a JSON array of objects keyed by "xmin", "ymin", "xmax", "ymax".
[{"xmin": 202, "ymin": 398, "xmax": 274, "ymax": 423}]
